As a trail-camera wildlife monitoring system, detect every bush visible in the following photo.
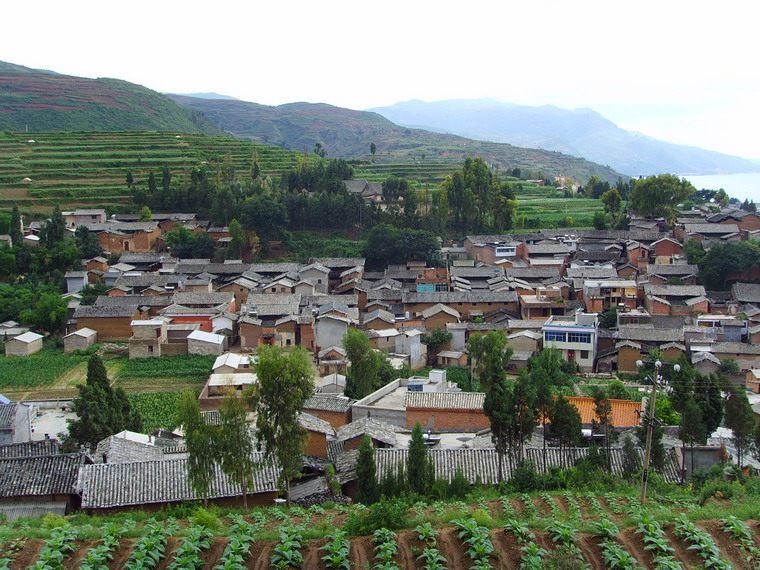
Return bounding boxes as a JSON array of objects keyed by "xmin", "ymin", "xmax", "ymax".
[
  {"xmin": 342, "ymin": 499, "xmax": 409, "ymax": 537},
  {"xmin": 190, "ymin": 506, "xmax": 222, "ymax": 531},
  {"xmin": 42, "ymin": 513, "xmax": 67, "ymax": 529},
  {"xmin": 508, "ymin": 460, "xmax": 548, "ymax": 492},
  {"xmin": 448, "ymin": 470, "xmax": 470, "ymax": 499},
  {"xmin": 699, "ymin": 480, "xmax": 745, "ymax": 505}
]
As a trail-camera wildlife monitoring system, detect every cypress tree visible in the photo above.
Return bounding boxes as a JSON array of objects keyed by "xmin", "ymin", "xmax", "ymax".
[
  {"xmin": 356, "ymin": 434, "xmax": 379, "ymax": 505},
  {"xmin": 407, "ymin": 423, "xmax": 434, "ymax": 495},
  {"xmin": 10, "ymin": 205, "xmax": 22, "ymax": 247},
  {"xmin": 64, "ymin": 355, "xmax": 142, "ymax": 451}
]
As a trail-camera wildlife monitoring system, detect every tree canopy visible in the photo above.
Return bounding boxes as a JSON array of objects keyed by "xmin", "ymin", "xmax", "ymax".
[{"xmin": 628, "ymin": 174, "xmax": 696, "ymax": 220}]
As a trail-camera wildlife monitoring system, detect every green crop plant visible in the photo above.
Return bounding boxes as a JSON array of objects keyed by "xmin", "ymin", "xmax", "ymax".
[
  {"xmin": 504, "ymin": 518, "xmax": 535, "ymax": 544},
  {"xmin": 319, "ymin": 529, "xmax": 350, "ymax": 570},
  {"xmin": 633, "ymin": 515, "xmax": 679, "ymax": 569},
  {"xmin": 372, "ymin": 528, "xmax": 399, "ymax": 570},
  {"xmin": 414, "ymin": 522, "xmax": 438, "ymax": 546},
  {"xmin": 124, "ymin": 520, "xmax": 171, "ymax": 569},
  {"xmin": 588, "ymin": 495, "xmax": 605, "ymax": 517},
  {"xmin": 517, "ymin": 543, "xmax": 548, "ymax": 570},
  {"xmin": 599, "ymin": 541, "xmax": 643, "ymax": 570},
  {"xmin": 519, "ymin": 494, "xmax": 537, "ymax": 520},
  {"xmin": 27, "ymin": 524, "xmax": 77, "ymax": 569},
  {"xmin": 546, "ymin": 521, "xmax": 587, "ymax": 567},
  {"xmin": 214, "ymin": 516, "xmax": 257, "ymax": 570},
  {"xmin": 417, "ymin": 546, "xmax": 447, "ymax": 570},
  {"xmin": 453, "ymin": 518, "xmax": 495, "ymax": 568},
  {"xmin": 719, "ymin": 516, "xmax": 760, "ymax": 566},
  {"xmin": 500, "ymin": 496, "xmax": 515, "ymax": 518},
  {"xmin": 167, "ymin": 525, "xmax": 213, "ymax": 569},
  {"xmin": 589, "ymin": 519, "xmax": 620, "ymax": 540},
  {"xmin": 80, "ymin": 522, "xmax": 126, "ymax": 570},
  {"xmin": 564, "ymin": 492, "xmax": 583, "ymax": 522},
  {"xmin": 269, "ymin": 524, "xmax": 305, "ymax": 569},
  {"xmin": 541, "ymin": 493, "xmax": 562, "ymax": 518},
  {"xmin": 673, "ymin": 516, "xmax": 731, "ymax": 569}
]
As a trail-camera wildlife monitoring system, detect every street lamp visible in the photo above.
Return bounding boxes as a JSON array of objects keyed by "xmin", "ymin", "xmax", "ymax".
[{"xmin": 636, "ymin": 359, "xmax": 680, "ymax": 502}]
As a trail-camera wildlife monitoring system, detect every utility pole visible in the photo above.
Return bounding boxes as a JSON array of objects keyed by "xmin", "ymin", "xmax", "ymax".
[{"xmin": 637, "ymin": 359, "xmax": 680, "ymax": 502}]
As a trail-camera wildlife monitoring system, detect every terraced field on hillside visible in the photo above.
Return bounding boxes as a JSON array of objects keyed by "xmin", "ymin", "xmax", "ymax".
[{"xmin": 0, "ymin": 131, "xmax": 302, "ymax": 213}]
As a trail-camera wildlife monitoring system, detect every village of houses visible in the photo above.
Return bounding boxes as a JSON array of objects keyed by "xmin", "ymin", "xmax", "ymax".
[{"xmin": 2, "ymin": 203, "xmax": 760, "ymax": 518}]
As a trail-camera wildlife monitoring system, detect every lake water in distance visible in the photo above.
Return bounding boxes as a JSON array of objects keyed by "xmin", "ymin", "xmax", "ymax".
[{"xmin": 682, "ymin": 172, "xmax": 760, "ymax": 202}]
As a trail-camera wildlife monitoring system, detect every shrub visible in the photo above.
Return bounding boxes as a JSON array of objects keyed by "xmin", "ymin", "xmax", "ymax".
[
  {"xmin": 699, "ymin": 480, "xmax": 745, "ymax": 505},
  {"xmin": 342, "ymin": 499, "xmax": 409, "ymax": 537},
  {"xmin": 190, "ymin": 507, "xmax": 221, "ymax": 531},
  {"xmin": 42, "ymin": 513, "xmax": 67, "ymax": 529},
  {"xmin": 448, "ymin": 470, "xmax": 470, "ymax": 498}
]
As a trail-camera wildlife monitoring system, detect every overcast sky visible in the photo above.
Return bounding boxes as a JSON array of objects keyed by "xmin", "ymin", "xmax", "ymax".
[{"xmin": 2, "ymin": 1, "xmax": 756, "ymax": 159}]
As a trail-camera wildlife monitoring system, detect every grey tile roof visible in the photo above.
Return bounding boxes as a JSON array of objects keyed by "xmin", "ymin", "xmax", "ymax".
[
  {"xmin": 73, "ymin": 305, "xmax": 140, "ymax": 318},
  {"xmin": 79, "ymin": 453, "xmax": 278, "ymax": 509},
  {"xmin": 362, "ymin": 309, "xmax": 395, "ymax": 325},
  {"xmin": 644, "ymin": 284, "xmax": 707, "ymax": 297},
  {"xmin": 732, "ymin": 282, "xmax": 760, "ymax": 304},
  {"xmin": 711, "ymin": 342, "xmax": 760, "ymax": 355},
  {"xmin": 301, "ymin": 294, "xmax": 359, "ymax": 307},
  {"xmin": 526, "ymin": 243, "xmax": 570, "ymax": 255},
  {"xmin": 368, "ymin": 447, "xmax": 680, "ymax": 483},
  {"xmin": 682, "ymin": 223, "xmax": 740, "ymax": 235},
  {"xmin": 0, "ymin": 454, "xmax": 85, "ymax": 498},
  {"xmin": 298, "ymin": 413, "xmax": 336, "ymax": 436},
  {"xmin": 646, "ymin": 264, "xmax": 699, "ymax": 276},
  {"xmin": 0, "ymin": 439, "xmax": 60, "ymax": 458},
  {"xmin": 95, "ymin": 295, "xmax": 171, "ymax": 307},
  {"xmin": 94, "ymin": 435, "xmax": 165, "ymax": 464},
  {"xmin": 336, "ymin": 417, "xmax": 400, "ymax": 446},
  {"xmin": 402, "ymin": 291, "xmax": 518, "ymax": 304},
  {"xmin": 450, "ymin": 266, "xmax": 504, "ymax": 278},
  {"xmin": 405, "ymin": 392, "xmax": 485, "ymax": 410},
  {"xmin": 304, "ymin": 395, "xmax": 352, "ymax": 413},
  {"xmin": 310, "ymin": 258, "xmax": 366, "ymax": 268},
  {"xmin": 618, "ymin": 325, "xmax": 684, "ymax": 343},
  {"xmin": 172, "ymin": 292, "xmax": 234, "ymax": 306},
  {"xmin": 505, "ymin": 267, "xmax": 560, "ymax": 280},
  {"xmin": 0, "ymin": 403, "xmax": 16, "ymax": 430}
]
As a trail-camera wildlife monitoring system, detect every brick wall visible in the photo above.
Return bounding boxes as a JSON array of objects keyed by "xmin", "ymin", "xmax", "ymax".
[
  {"xmin": 406, "ymin": 407, "xmax": 489, "ymax": 431},
  {"xmin": 306, "ymin": 409, "xmax": 351, "ymax": 430},
  {"xmin": 305, "ymin": 431, "xmax": 328, "ymax": 458}
]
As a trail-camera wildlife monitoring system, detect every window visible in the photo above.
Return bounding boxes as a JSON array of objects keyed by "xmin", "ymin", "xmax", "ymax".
[
  {"xmin": 580, "ymin": 350, "xmax": 589, "ymax": 359},
  {"xmin": 545, "ymin": 331, "xmax": 566, "ymax": 342},
  {"xmin": 495, "ymin": 246, "xmax": 516, "ymax": 257},
  {"xmin": 567, "ymin": 332, "xmax": 592, "ymax": 344},
  {"xmin": 148, "ymin": 345, "xmax": 154, "ymax": 353}
]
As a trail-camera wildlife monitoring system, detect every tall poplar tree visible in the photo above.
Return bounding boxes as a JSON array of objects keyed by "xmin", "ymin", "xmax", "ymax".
[
  {"xmin": 176, "ymin": 391, "xmax": 217, "ymax": 503},
  {"xmin": 247, "ymin": 345, "xmax": 314, "ymax": 502},
  {"xmin": 407, "ymin": 423, "xmax": 434, "ymax": 495},
  {"xmin": 356, "ymin": 434, "xmax": 379, "ymax": 505},
  {"xmin": 218, "ymin": 393, "xmax": 255, "ymax": 508}
]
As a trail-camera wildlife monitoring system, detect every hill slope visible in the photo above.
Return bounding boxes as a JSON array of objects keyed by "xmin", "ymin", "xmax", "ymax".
[
  {"xmin": 368, "ymin": 98, "xmax": 758, "ymax": 176},
  {"xmin": 0, "ymin": 61, "xmax": 222, "ymax": 135},
  {"xmin": 168, "ymin": 96, "xmax": 624, "ymax": 183}
]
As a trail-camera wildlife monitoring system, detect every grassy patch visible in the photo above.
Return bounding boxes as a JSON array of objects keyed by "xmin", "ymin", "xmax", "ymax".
[
  {"xmin": 117, "ymin": 354, "xmax": 215, "ymax": 379},
  {"xmin": 0, "ymin": 346, "xmax": 88, "ymax": 388},
  {"xmin": 128, "ymin": 390, "xmax": 197, "ymax": 432}
]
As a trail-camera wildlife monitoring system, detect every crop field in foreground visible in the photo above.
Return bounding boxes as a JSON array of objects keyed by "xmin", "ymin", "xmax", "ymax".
[{"xmin": 0, "ymin": 492, "xmax": 758, "ymax": 569}]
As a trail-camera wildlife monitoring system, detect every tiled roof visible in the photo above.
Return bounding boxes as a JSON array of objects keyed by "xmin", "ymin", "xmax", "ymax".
[
  {"xmin": 618, "ymin": 325, "xmax": 684, "ymax": 343},
  {"xmin": 0, "ymin": 403, "xmax": 16, "ymax": 430},
  {"xmin": 304, "ymin": 395, "xmax": 352, "ymax": 413},
  {"xmin": 364, "ymin": 447, "xmax": 681, "ymax": 483},
  {"xmin": 0, "ymin": 439, "xmax": 60, "ymax": 458},
  {"xmin": 336, "ymin": 417, "xmax": 400, "ymax": 446},
  {"xmin": 298, "ymin": 412, "xmax": 336, "ymax": 435},
  {"xmin": 74, "ymin": 305, "xmax": 140, "ymax": 318},
  {"xmin": 732, "ymin": 282, "xmax": 760, "ymax": 304},
  {"xmin": 644, "ymin": 284, "xmax": 707, "ymax": 297},
  {"xmin": 0, "ymin": 453, "xmax": 85, "ymax": 498},
  {"xmin": 402, "ymin": 291, "xmax": 518, "ymax": 304},
  {"xmin": 646, "ymin": 264, "xmax": 698, "ymax": 276},
  {"xmin": 563, "ymin": 396, "xmax": 641, "ymax": 427},
  {"xmin": 79, "ymin": 453, "xmax": 278, "ymax": 509},
  {"xmin": 310, "ymin": 258, "xmax": 365, "ymax": 268},
  {"xmin": 95, "ymin": 295, "xmax": 171, "ymax": 307},
  {"xmin": 405, "ymin": 392, "xmax": 485, "ymax": 410},
  {"xmin": 682, "ymin": 223, "xmax": 740, "ymax": 235}
]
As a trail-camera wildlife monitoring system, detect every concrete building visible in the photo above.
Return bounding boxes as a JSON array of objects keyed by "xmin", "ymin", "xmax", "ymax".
[
  {"xmin": 187, "ymin": 330, "xmax": 226, "ymax": 355},
  {"xmin": 541, "ymin": 313, "xmax": 598, "ymax": 371},
  {"xmin": 128, "ymin": 320, "xmax": 167, "ymax": 358},
  {"xmin": 4, "ymin": 332, "xmax": 44, "ymax": 356},
  {"xmin": 63, "ymin": 328, "xmax": 97, "ymax": 353}
]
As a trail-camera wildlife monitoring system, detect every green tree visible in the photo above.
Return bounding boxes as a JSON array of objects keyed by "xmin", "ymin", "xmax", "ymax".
[
  {"xmin": 138, "ymin": 205, "xmax": 152, "ymax": 222},
  {"xmin": 176, "ymin": 391, "xmax": 217, "ymax": 503},
  {"xmin": 679, "ymin": 396, "xmax": 705, "ymax": 477},
  {"xmin": 407, "ymin": 423, "xmax": 434, "ymax": 495},
  {"xmin": 714, "ymin": 188, "xmax": 730, "ymax": 208},
  {"xmin": 370, "ymin": 142, "xmax": 376, "ymax": 162},
  {"xmin": 10, "ymin": 205, "xmax": 22, "ymax": 247},
  {"xmin": 363, "ymin": 224, "xmax": 440, "ymax": 270},
  {"xmin": 420, "ymin": 328, "xmax": 452, "ymax": 366},
  {"xmin": 698, "ymin": 240, "xmax": 760, "ymax": 290},
  {"xmin": 343, "ymin": 328, "xmax": 380, "ymax": 399},
  {"xmin": 80, "ymin": 282, "xmax": 107, "ymax": 306},
  {"xmin": 247, "ymin": 345, "xmax": 314, "ymax": 501},
  {"xmin": 74, "ymin": 225, "xmax": 103, "ymax": 259},
  {"xmin": 218, "ymin": 392, "xmax": 256, "ymax": 508},
  {"xmin": 621, "ymin": 435, "xmax": 641, "ymax": 481},
  {"xmin": 126, "ymin": 170, "xmax": 134, "ymax": 187},
  {"xmin": 549, "ymin": 396, "xmax": 582, "ymax": 468},
  {"xmin": 601, "ymin": 188, "xmax": 622, "ymax": 221},
  {"xmin": 599, "ymin": 307, "xmax": 617, "ymax": 329},
  {"xmin": 724, "ymin": 386, "xmax": 755, "ymax": 468},
  {"xmin": 19, "ymin": 292, "xmax": 67, "ymax": 333},
  {"xmin": 40, "ymin": 206, "xmax": 66, "ymax": 247},
  {"xmin": 356, "ymin": 434, "xmax": 379, "ymax": 505},
  {"xmin": 592, "ymin": 211, "xmax": 609, "ymax": 230},
  {"xmin": 64, "ymin": 355, "xmax": 142, "ymax": 451},
  {"xmin": 628, "ymin": 174, "xmax": 696, "ymax": 221},
  {"xmin": 592, "ymin": 387, "xmax": 615, "ymax": 471},
  {"xmin": 227, "ymin": 219, "xmax": 245, "ymax": 260}
]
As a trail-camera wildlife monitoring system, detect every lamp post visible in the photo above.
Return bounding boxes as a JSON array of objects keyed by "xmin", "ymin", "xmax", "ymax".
[{"xmin": 636, "ymin": 359, "xmax": 680, "ymax": 502}]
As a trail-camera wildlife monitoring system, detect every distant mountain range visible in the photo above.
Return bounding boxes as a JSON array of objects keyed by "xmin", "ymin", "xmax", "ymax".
[
  {"xmin": 166, "ymin": 95, "xmax": 623, "ymax": 183},
  {"xmin": 0, "ymin": 61, "xmax": 222, "ymax": 134},
  {"xmin": 368, "ymin": 98, "xmax": 758, "ymax": 176}
]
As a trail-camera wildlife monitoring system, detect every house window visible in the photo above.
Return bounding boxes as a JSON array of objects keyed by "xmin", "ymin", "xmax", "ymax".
[
  {"xmin": 271, "ymin": 287, "xmax": 276, "ymax": 292},
  {"xmin": 318, "ymin": 279, "xmax": 322, "ymax": 284},
  {"xmin": 567, "ymin": 332, "xmax": 592, "ymax": 344},
  {"xmin": 545, "ymin": 331, "xmax": 566, "ymax": 342},
  {"xmin": 148, "ymin": 345, "xmax": 154, "ymax": 353},
  {"xmin": 580, "ymin": 350, "xmax": 589, "ymax": 359},
  {"xmin": 495, "ymin": 246, "xmax": 516, "ymax": 257}
]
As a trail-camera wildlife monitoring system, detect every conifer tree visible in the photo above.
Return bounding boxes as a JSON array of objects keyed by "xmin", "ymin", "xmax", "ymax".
[
  {"xmin": 407, "ymin": 423, "xmax": 434, "ymax": 495},
  {"xmin": 64, "ymin": 355, "xmax": 142, "ymax": 451},
  {"xmin": 724, "ymin": 386, "xmax": 755, "ymax": 468},
  {"xmin": 10, "ymin": 205, "xmax": 22, "ymax": 247},
  {"xmin": 356, "ymin": 434, "xmax": 379, "ymax": 505},
  {"xmin": 549, "ymin": 396, "xmax": 582, "ymax": 469}
]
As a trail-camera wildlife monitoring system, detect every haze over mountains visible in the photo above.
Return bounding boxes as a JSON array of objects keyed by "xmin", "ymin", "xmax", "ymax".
[
  {"xmin": 0, "ymin": 59, "xmax": 753, "ymax": 180},
  {"xmin": 368, "ymin": 98, "xmax": 758, "ymax": 177}
]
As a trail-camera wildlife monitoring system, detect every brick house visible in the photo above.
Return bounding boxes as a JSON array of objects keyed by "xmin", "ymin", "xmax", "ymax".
[
  {"xmin": 646, "ymin": 264, "xmax": 699, "ymax": 286},
  {"xmin": 299, "ymin": 413, "xmax": 336, "ymax": 459},
  {"xmin": 303, "ymin": 395, "xmax": 352, "ymax": 429},
  {"xmin": 405, "ymin": 392, "xmax": 489, "ymax": 432},
  {"xmin": 402, "ymin": 291, "xmax": 519, "ymax": 320},
  {"xmin": 643, "ymin": 284, "xmax": 708, "ymax": 316},
  {"xmin": 74, "ymin": 305, "xmax": 144, "ymax": 341}
]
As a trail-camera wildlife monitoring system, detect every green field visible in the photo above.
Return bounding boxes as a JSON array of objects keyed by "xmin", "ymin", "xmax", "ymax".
[
  {"xmin": 0, "ymin": 347, "xmax": 88, "ymax": 389},
  {"xmin": 128, "ymin": 390, "xmax": 197, "ymax": 432}
]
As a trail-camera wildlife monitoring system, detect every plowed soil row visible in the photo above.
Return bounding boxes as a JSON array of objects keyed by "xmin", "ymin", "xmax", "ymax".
[{"xmin": 6, "ymin": 519, "xmax": 759, "ymax": 569}]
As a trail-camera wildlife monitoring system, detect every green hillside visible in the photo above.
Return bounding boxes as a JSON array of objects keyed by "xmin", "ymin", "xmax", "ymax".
[
  {"xmin": 0, "ymin": 62, "xmax": 222, "ymax": 135},
  {"xmin": 168, "ymin": 96, "xmax": 625, "ymax": 184},
  {"xmin": 0, "ymin": 131, "xmax": 302, "ymax": 212}
]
